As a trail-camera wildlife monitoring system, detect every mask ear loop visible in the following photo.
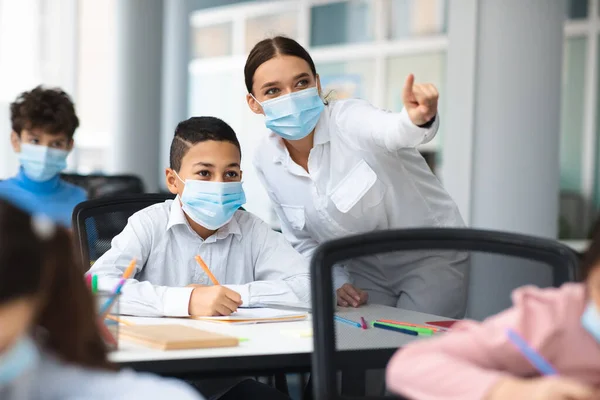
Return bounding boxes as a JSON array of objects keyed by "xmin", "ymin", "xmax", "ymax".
[{"xmin": 172, "ymin": 170, "xmax": 186, "ymax": 185}]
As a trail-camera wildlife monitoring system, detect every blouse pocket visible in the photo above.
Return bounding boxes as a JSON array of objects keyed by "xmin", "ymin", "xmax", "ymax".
[
  {"xmin": 329, "ymin": 159, "xmax": 385, "ymax": 214},
  {"xmin": 280, "ymin": 204, "xmax": 306, "ymax": 230}
]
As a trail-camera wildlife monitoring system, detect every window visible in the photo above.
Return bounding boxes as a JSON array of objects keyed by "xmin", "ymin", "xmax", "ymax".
[{"xmin": 188, "ymin": 0, "xmax": 449, "ymax": 225}]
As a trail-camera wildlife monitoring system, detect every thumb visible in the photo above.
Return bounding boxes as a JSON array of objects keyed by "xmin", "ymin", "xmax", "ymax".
[
  {"xmin": 553, "ymin": 378, "xmax": 596, "ymax": 399},
  {"xmin": 402, "ymin": 74, "xmax": 415, "ymax": 103}
]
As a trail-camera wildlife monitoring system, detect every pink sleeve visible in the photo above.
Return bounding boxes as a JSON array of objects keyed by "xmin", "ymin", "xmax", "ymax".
[{"xmin": 386, "ymin": 285, "xmax": 574, "ymax": 400}]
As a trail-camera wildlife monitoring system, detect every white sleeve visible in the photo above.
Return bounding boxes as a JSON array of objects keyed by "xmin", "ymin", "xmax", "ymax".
[
  {"xmin": 87, "ymin": 213, "xmax": 193, "ymax": 317},
  {"xmin": 226, "ymin": 217, "xmax": 312, "ymax": 308},
  {"xmin": 332, "ymin": 99, "xmax": 439, "ymax": 152}
]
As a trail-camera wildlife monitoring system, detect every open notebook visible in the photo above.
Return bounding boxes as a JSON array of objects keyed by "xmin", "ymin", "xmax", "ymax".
[{"xmin": 192, "ymin": 307, "xmax": 308, "ymax": 324}]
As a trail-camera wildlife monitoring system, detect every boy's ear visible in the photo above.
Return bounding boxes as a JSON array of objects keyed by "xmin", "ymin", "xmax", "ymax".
[
  {"xmin": 10, "ymin": 131, "xmax": 21, "ymax": 152},
  {"xmin": 246, "ymin": 93, "xmax": 264, "ymax": 115},
  {"xmin": 66, "ymin": 138, "xmax": 74, "ymax": 151},
  {"xmin": 165, "ymin": 168, "xmax": 180, "ymax": 195}
]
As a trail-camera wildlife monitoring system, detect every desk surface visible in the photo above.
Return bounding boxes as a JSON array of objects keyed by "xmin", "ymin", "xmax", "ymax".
[{"xmin": 111, "ymin": 304, "xmax": 449, "ymax": 377}]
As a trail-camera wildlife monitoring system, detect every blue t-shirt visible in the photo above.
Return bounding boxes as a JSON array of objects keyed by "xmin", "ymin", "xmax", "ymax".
[{"xmin": 0, "ymin": 168, "xmax": 87, "ymax": 227}]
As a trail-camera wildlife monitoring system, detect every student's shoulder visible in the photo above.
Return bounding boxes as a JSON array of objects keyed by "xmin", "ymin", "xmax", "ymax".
[
  {"xmin": 0, "ymin": 176, "xmax": 18, "ymax": 192},
  {"xmin": 127, "ymin": 199, "xmax": 173, "ymax": 228},
  {"xmin": 59, "ymin": 180, "xmax": 88, "ymax": 200},
  {"xmin": 232, "ymin": 209, "xmax": 272, "ymax": 235},
  {"xmin": 510, "ymin": 283, "xmax": 586, "ymax": 321},
  {"xmin": 37, "ymin": 353, "xmax": 202, "ymax": 399}
]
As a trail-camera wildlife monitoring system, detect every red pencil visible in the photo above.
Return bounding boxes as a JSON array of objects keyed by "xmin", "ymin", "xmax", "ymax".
[{"xmin": 360, "ymin": 317, "xmax": 368, "ymax": 330}]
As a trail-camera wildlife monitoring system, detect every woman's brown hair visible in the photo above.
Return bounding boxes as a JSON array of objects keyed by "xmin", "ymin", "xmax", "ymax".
[
  {"xmin": 244, "ymin": 36, "xmax": 317, "ymax": 94},
  {"xmin": 0, "ymin": 199, "xmax": 113, "ymax": 370}
]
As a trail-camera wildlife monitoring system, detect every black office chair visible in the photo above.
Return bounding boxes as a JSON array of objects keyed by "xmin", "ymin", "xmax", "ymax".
[
  {"xmin": 72, "ymin": 193, "xmax": 175, "ymax": 268},
  {"xmin": 61, "ymin": 173, "xmax": 145, "ymax": 199},
  {"xmin": 310, "ymin": 228, "xmax": 579, "ymax": 400}
]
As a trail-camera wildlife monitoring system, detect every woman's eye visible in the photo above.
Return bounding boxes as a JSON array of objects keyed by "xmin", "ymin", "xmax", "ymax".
[
  {"xmin": 225, "ymin": 171, "xmax": 239, "ymax": 178},
  {"xmin": 30, "ymin": 138, "xmax": 39, "ymax": 144},
  {"xmin": 265, "ymin": 87, "xmax": 279, "ymax": 96},
  {"xmin": 296, "ymin": 79, "xmax": 309, "ymax": 87},
  {"xmin": 198, "ymin": 170, "xmax": 210, "ymax": 177}
]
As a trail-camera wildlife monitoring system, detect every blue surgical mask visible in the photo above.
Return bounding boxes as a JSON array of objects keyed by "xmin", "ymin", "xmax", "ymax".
[
  {"xmin": 19, "ymin": 143, "xmax": 68, "ymax": 182},
  {"xmin": 175, "ymin": 173, "xmax": 246, "ymax": 230},
  {"xmin": 255, "ymin": 87, "xmax": 325, "ymax": 141},
  {"xmin": 582, "ymin": 301, "xmax": 600, "ymax": 343},
  {"xmin": 0, "ymin": 336, "xmax": 39, "ymax": 386}
]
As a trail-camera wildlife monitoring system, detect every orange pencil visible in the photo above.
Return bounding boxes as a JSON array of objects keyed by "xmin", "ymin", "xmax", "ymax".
[
  {"xmin": 195, "ymin": 255, "xmax": 219, "ymax": 285},
  {"xmin": 122, "ymin": 259, "xmax": 136, "ymax": 279},
  {"xmin": 105, "ymin": 314, "xmax": 134, "ymax": 326}
]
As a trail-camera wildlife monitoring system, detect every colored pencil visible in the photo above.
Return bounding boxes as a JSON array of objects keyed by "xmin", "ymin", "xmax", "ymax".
[
  {"xmin": 97, "ymin": 320, "xmax": 118, "ymax": 346},
  {"xmin": 506, "ymin": 329, "xmax": 557, "ymax": 376},
  {"xmin": 360, "ymin": 317, "xmax": 368, "ymax": 330},
  {"xmin": 99, "ymin": 260, "xmax": 136, "ymax": 317},
  {"xmin": 378, "ymin": 319, "xmax": 441, "ymax": 332},
  {"xmin": 372, "ymin": 321, "xmax": 418, "ymax": 336},
  {"xmin": 105, "ymin": 315, "xmax": 134, "ymax": 326},
  {"xmin": 374, "ymin": 321, "xmax": 434, "ymax": 335},
  {"xmin": 195, "ymin": 255, "xmax": 220, "ymax": 285},
  {"xmin": 91, "ymin": 274, "xmax": 98, "ymax": 294},
  {"xmin": 334, "ymin": 315, "xmax": 361, "ymax": 328}
]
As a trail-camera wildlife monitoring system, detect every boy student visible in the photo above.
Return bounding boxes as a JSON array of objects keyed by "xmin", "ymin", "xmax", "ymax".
[
  {"xmin": 89, "ymin": 117, "xmax": 311, "ymax": 317},
  {"xmin": 0, "ymin": 86, "xmax": 86, "ymax": 227}
]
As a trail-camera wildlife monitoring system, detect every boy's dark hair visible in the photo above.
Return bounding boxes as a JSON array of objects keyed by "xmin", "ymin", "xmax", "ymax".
[
  {"xmin": 10, "ymin": 85, "xmax": 79, "ymax": 139},
  {"xmin": 169, "ymin": 117, "xmax": 241, "ymax": 172}
]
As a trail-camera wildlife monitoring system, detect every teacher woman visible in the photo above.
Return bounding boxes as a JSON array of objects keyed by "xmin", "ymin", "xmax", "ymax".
[{"xmin": 245, "ymin": 36, "xmax": 467, "ymax": 318}]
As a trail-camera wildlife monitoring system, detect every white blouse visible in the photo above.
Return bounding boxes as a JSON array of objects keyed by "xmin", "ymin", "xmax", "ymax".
[{"xmin": 254, "ymin": 99, "xmax": 464, "ymax": 288}]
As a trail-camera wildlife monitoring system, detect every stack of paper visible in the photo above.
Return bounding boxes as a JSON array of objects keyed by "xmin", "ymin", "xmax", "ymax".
[{"xmin": 192, "ymin": 307, "xmax": 308, "ymax": 324}]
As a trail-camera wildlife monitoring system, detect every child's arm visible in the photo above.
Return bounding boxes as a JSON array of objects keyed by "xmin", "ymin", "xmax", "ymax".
[
  {"xmin": 386, "ymin": 285, "xmax": 577, "ymax": 400},
  {"xmin": 224, "ymin": 217, "xmax": 311, "ymax": 308},
  {"xmin": 88, "ymin": 213, "xmax": 194, "ymax": 317}
]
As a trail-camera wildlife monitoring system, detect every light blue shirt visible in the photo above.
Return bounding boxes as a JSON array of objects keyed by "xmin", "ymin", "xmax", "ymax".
[
  {"xmin": 0, "ymin": 168, "xmax": 87, "ymax": 227},
  {"xmin": 0, "ymin": 350, "xmax": 203, "ymax": 400},
  {"xmin": 89, "ymin": 199, "xmax": 311, "ymax": 317}
]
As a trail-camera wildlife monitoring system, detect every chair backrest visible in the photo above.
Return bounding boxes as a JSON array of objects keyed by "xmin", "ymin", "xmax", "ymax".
[
  {"xmin": 310, "ymin": 228, "xmax": 579, "ymax": 400},
  {"xmin": 61, "ymin": 173, "xmax": 145, "ymax": 199},
  {"xmin": 72, "ymin": 193, "xmax": 175, "ymax": 269}
]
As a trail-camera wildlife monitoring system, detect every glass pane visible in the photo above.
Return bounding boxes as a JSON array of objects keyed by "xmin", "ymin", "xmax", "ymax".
[
  {"xmin": 245, "ymin": 12, "xmax": 298, "ymax": 53},
  {"xmin": 385, "ymin": 0, "xmax": 447, "ymax": 39},
  {"xmin": 190, "ymin": 23, "xmax": 232, "ymax": 59},
  {"xmin": 568, "ymin": 0, "xmax": 588, "ymax": 19},
  {"xmin": 560, "ymin": 37, "xmax": 586, "ymax": 239},
  {"xmin": 316, "ymin": 60, "xmax": 375, "ymax": 103},
  {"xmin": 310, "ymin": 1, "xmax": 374, "ymax": 47}
]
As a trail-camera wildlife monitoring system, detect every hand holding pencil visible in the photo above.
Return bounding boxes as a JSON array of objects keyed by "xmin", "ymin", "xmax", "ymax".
[{"xmin": 188, "ymin": 255, "xmax": 242, "ymax": 316}]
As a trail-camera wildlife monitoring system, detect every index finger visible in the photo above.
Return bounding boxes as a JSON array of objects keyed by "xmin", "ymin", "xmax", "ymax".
[{"xmin": 402, "ymin": 74, "xmax": 415, "ymax": 101}]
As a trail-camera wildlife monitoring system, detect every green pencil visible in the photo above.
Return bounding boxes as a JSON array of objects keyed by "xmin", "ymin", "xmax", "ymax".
[
  {"xmin": 372, "ymin": 321, "xmax": 434, "ymax": 335},
  {"xmin": 91, "ymin": 274, "xmax": 98, "ymax": 294}
]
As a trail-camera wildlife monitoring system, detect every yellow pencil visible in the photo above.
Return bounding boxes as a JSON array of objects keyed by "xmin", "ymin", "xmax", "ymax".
[
  {"xmin": 105, "ymin": 315, "xmax": 134, "ymax": 326},
  {"xmin": 195, "ymin": 255, "xmax": 220, "ymax": 285}
]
